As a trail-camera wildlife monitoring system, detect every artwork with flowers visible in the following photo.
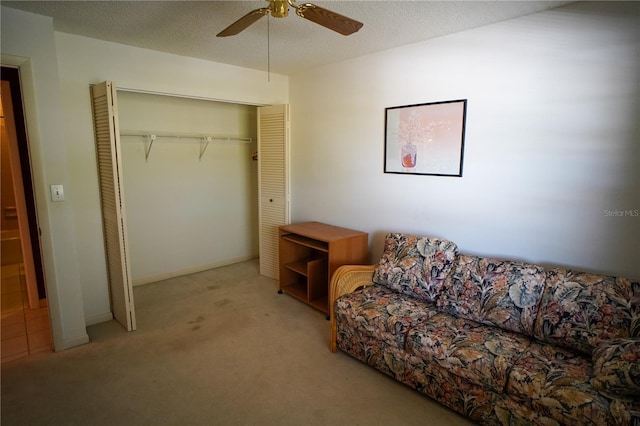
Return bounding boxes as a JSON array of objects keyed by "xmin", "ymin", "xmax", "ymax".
[{"xmin": 384, "ymin": 99, "xmax": 467, "ymax": 176}]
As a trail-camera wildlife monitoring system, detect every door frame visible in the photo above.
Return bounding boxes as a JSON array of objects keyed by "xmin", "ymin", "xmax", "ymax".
[{"xmin": 1, "ymin": 66, "xmax": 47, "ymax": 305}]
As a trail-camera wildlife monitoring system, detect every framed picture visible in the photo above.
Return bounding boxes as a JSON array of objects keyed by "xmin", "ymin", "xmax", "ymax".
[{"xmin": 384, "ymin": 99, "xmax": 467, "ymax": 177}]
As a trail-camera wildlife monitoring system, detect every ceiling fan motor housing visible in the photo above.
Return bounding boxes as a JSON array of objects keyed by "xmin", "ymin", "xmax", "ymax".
[{"xmin": 270, "ymin": 0, "xmax": 289, "ymax": 18}]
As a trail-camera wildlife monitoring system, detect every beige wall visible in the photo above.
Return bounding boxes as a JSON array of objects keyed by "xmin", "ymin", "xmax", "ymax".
[{"xmin": 289, "ymin": 2, "xmax": 640, "ymax": 280}]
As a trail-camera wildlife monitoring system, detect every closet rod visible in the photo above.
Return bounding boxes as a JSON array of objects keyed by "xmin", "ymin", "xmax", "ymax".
[
  {"xmin": 120, "ymin": 130, "xmax": 252, "ymax": 142},
  {"xmin": 120, "ymin": 130, "xmax": 252, "ymax": 161}
]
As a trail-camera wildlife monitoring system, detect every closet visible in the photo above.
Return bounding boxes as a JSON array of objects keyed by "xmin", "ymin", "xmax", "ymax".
[{"xmin": 90, "ymin": 81, "xmax": 289, "ymax": 331}]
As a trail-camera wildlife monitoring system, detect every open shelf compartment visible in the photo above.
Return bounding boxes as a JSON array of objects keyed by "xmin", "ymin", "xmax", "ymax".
[{"xmin": 281, "ymin": 233, "xmax": 329, "ymax": 252}]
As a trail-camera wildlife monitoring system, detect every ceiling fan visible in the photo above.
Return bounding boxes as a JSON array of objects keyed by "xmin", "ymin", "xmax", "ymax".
[{"xmin": 216, "ymin": 0, "xmax": 363, "ymax": 37}]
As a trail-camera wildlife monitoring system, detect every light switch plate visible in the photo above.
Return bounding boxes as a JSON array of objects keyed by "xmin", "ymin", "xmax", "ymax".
[{"xmin": 50, "ymin": 184, "xmax": 64, "ymax": 202}]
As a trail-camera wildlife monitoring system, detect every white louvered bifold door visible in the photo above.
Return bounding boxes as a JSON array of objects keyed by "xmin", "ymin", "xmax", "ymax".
[
  {"xmin": 258, "ymin": 104, "xmax": 290, "ymax": 279},
  {"xmin": 90, "ymin": 81, "xmax": 136, "ymax": 331}
]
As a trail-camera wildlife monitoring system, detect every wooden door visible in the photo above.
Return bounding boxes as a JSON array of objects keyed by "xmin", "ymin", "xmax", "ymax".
[
  {"xmin": 90, "ymin": 81, "xmax": 136, "ymax": 331},
  {"xmin": 258, "ymin": 104, "xmax": 290, "ymax": 279}
]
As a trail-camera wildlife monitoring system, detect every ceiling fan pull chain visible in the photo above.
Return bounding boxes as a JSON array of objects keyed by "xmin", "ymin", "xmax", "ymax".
[{"xmin": 267, "ymin": 14, "xmax": 271, "ymax": 82}]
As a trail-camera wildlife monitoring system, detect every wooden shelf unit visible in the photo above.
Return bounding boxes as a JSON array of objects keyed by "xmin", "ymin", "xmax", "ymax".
[{"xmin": 279, "ymin": 222, "xmax": 368, "ymax": 315}]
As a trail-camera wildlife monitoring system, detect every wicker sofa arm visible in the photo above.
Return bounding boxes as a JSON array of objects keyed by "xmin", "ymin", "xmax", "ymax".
[{"xmin": 329, "ymin": 264, "xmax": 377, "ymax": 353}]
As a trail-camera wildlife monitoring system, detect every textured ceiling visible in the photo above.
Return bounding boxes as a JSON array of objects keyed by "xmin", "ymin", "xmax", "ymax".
[{"xmin": 3, "ymin": 1, "xmax": 573, "ymax": 75}]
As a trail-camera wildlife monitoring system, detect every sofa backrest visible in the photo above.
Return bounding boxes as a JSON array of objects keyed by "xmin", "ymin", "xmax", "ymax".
[
  {"xmin": 372, "ymin": 233, "xmax": 458, "ymax": 304},
  {"xmin": 533, "ymin": 268, "xmax": 640, "ymax": 355},
  {"xmin": 436, "ymin": 255, "xmax": 547, "ymax": 336}
]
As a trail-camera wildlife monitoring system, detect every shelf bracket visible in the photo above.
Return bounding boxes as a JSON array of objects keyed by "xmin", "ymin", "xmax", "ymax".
[
  {"xmin": 144, "ymin": 134, "xmax": 156, "ymax": 162},
  {"xmin": 199, "ymin": 136, "xmax": 211, "ymax": 160}
]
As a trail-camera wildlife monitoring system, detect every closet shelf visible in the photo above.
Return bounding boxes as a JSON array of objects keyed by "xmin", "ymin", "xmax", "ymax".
[{"xmin": 120, "ymin": 130, "xmax": 253, "ymax": 161}]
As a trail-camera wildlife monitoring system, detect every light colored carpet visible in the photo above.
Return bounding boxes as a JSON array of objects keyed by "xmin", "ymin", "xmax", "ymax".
[{"xmin": 1, "ymin": 259, "xmax": 474, "ymax": 425}]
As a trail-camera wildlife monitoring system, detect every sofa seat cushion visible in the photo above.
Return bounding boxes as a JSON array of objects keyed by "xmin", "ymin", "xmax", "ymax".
[
  {"xmin": 495, "ymin": 398, "xmax": 568, "ymax": 426},
  {"xmin": 337, "ymin": 327, "xmax": 501, "ymax": 424},
  {"xmin": 405, "ymin": 313, "xmax": 532, "ymax": 393},
  {"xmin": 335, "ymin": 284, "xmax": 439, "ymax": 349},
  {"xmin": 505, "ymin": 341, "xmax": 640, "ymax": 425},
  {"xmin": 372, "ymin": 233, "xmax": 458, "ymax": 304},
  {"xmin": 533, "ymin": 268, "xmax": 640, "ymax": 356},
  {"xmin": 591, "ymin": 338, "xmax": 640, "ymax": 397},
  {"xmin": 437, "ymin": 255, "xmax": 546, "ymax": 336}
]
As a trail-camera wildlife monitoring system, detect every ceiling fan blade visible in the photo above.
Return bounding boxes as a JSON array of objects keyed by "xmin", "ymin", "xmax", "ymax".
[
  {"xmin": 296, "ymin": 3, "xmax": 363, "ymax": 36},
  {"xmin": 217, "ymin": 8, "xmax": 269, "ymax": 37}
]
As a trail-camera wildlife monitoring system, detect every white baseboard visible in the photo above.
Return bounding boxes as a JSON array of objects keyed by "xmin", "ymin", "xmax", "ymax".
[
  {"xmin": 85, "ymin": 312, "xmax": 114, "ymax": 326},
  {"xmin": 58, "ymin": 333, "xmax": 90, "ymax": 351},
  {"xmin": 132, "ymin": 255, "xmax": 258, "ymax": 287}
]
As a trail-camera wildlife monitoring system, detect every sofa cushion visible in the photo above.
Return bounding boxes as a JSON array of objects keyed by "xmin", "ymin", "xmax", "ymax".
[
  {"xmin": 405, "ymin": 313, "xmax": 532, "ymax": 393},
  {"xmin": 335, "ymin": 284, "xmax": 439, "ymax": 349},
  {"xmin": 533, "ymin": 268, "xmax": 640, "ymax": 355},
  {"xmin": 494, "ymin": 398, "xmax": 564, "ymax": 426},
  {"xmin": 437, "ymin": 255, "xmax": 546, "ymax": 336},
  {"xmin": 591, "ymin": 338, "xmax": 640, "ymax": 396},
  {"xmin": 506, "ymin": 340, "xmax": 640, "ymax": 426},
  {"xmin": 372, "ymin": 233, "xmax": 458, "ymax": 304},
  {"xmin": 336, "ymin": 327, "xmax": 500, "ymax": 424}
]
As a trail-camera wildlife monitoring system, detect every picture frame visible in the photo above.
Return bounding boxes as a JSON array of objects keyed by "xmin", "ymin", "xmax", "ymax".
[{"xmin": 384, "ymin": 99, "xmax": 467, "ymax": 177}]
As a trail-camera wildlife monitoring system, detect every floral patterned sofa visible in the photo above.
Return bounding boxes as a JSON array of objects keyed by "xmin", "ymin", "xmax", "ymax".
[{"xmin": 329, "ymin": 233, "xmax": 640, "ymax": 425}]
